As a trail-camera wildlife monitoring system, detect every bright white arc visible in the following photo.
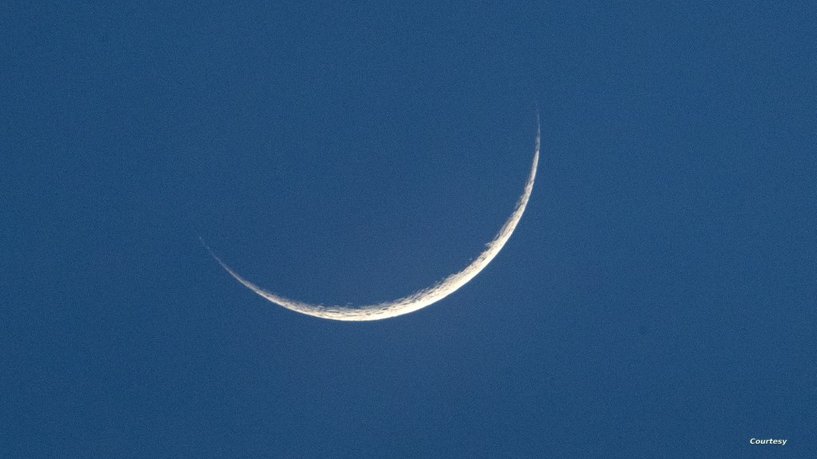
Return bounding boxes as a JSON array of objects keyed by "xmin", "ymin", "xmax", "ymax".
[{"xmin": 208, "ymin": 121, "xmax": 540, "ymax": 321}]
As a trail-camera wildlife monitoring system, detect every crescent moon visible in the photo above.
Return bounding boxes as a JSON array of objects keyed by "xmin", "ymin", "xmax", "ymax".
[{"xmin": 206, "ymin": 118, "xmax": 540, "ymax": 321}]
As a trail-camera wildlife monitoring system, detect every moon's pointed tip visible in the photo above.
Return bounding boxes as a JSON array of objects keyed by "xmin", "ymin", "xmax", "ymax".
[
  {"xmin": 198, "ymin": 236, "xmax": 223, "ymax": 265},
  {"xmin": 532, "ymin": 109, "xmax": 540, "ymax": 140}
]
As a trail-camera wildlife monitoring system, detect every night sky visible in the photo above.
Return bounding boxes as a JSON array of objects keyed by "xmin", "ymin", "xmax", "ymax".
[{"xmin": 2, "ymin": 2, "xmax": 816, "ymax": 457}]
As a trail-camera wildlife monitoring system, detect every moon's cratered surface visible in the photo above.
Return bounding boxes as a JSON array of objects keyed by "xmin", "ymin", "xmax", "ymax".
[{"xmin": 206, "ymin": 119, "xmax": 540, "ymax": 321}]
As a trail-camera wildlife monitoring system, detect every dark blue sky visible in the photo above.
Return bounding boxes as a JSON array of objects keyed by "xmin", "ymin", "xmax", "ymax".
[{"xmin": 2, "ymin": 2, "xmax": 815, "ymax": 457}]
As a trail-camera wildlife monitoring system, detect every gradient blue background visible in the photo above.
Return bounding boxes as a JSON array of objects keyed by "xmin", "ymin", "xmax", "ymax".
[{"xmin": 2, "ymin": 2, "xmax": 815, "ymax": 457}]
